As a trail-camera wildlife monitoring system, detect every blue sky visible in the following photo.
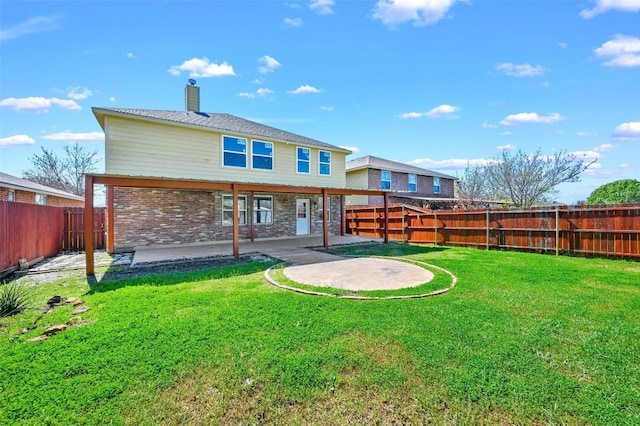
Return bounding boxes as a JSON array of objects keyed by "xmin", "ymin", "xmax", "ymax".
[{"xmin": 1, "ymin": 0, "xmax": 639, "ymax": 203}]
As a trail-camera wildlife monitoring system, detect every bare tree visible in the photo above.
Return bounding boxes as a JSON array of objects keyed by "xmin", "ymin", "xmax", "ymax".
[
  {"xmin": 458, "ymin": 148, "xmax": 595, "ymax": 208},
  {"xmin": 23, "ymin": 143, "xmax": 100, "ymax": 196}
]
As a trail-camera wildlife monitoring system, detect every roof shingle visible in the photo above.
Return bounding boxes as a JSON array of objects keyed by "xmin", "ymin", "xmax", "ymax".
[{"xmin": 92, "ymin": 108, "xmax": 351, "ymax": 153}]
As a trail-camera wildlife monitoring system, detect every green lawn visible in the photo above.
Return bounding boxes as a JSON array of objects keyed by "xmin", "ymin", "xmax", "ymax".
[{"xmin": 1, "ymin": 244, "xmax": 638, "ymax": 425}]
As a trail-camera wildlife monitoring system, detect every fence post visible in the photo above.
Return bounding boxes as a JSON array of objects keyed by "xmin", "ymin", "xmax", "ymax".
[
  {"xmin": 556, "ymin": 207, "xmax": 560, "ymax": 256},
  {"xmin": 401, "ymin": 205, "xmax": 405, "ymax": 243},
  {"xmin": 434, "ymin": 211, "xmax": 438, "ymax": 246},
  {"xmin": 373, "ymin": 206, "xmax": 377, "ymax": 238},
  {"xmin": 486, "ymin": 209, "xmax": 490, "ymax": 250}
]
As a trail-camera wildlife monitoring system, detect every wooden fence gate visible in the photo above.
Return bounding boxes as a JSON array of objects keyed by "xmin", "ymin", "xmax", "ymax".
[{"xmin": 63, "ymin": 207, "xmax": 106, "ymax": 252}]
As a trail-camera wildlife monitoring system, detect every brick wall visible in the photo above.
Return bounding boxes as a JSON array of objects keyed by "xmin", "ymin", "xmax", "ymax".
[
  {"xmin": 0, "ymin": 187, "xmax": 83, "ymax": 207},
  {"xmin": 113, "ymin": 187, "xmax": 342, "ymax": 251}
]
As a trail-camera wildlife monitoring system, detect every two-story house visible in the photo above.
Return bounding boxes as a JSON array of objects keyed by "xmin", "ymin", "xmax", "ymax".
[
  {"xmin": 0, "ymin": 172, "xmax": 84, "ymax": 207},
  {"xmin": 88, "ymin": 82, "xmax": 384, "ymax": 256},
  {"xmin": 346, "ymin": 155, "xmax": 457, "ymax": 209}
]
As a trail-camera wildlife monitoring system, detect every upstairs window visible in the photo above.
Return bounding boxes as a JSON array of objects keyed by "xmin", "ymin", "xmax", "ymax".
[
  {"xmin": 433, "ymin": 177, "xmax": 441, "ymax": 194},
  {"xmin": 319, "ymin": 151, "xmax": 331, "ymax": 176},
  {"xmin": 297, "ymin": 147, "xmax": 310, "ymax": 174},
  {"xmin": 8, "ymin": 190, "xmax": 15, "ymax": 201},
  {"xmin": 35, "ymin": 193, "xmax": 47, "ymax": 205},
  {"xmin": 222, "ymin": 195, "xmax": 247, "ymax": 226},
  {"xmin": 381, "ymin": 171, "xmax": 391, "ymax": 190},
  {"xmin": 223, "ymin": 136, "xmax": 247, "ymax": 168},
  {"xmin": 252, "ymin": 140, "xmax": 273, "ymax": 171},
  {"xmin": 254, "ymin": 195, "xmax": 273, "ymax": 224},
  {"xmin": 408, "ymin": 174, "xmax": 417, "ymax": 192}
]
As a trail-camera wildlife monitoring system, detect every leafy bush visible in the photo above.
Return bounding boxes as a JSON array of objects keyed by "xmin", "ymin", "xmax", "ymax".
[{"xmin": 0, "ymin": 281, "xmax": 32, "ymax": 317}]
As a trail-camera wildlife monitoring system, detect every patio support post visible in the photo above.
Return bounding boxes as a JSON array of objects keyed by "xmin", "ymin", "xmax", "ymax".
[
  {"xmin": 340, "ymin": 195, "xmax": 345, "ymax": 236},
  {"xmin": 106, "ymin": 185, "xmax": 114, "ymax": 254},
  {"xmin": 85, "ymin": 175, "xmax": 95, "ymax": 276},
  {"xmin": 383, "ymin": 192, "xmax": 389, "ymax": 244},
  {"xmin": 322, "ymin": 188, "xmax": 329, "ymax": 250},
  {"xmin": 232, "ymin": 184, "xmax": 239, "ymax": 259},
  {"xmin": 249, "ymin": 192, "xmax": 254, "ymax": 242}
]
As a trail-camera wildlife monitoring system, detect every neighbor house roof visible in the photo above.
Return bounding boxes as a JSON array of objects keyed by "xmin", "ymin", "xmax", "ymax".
[
  {"xmin": 0, "ymin": 172, "xmax": 84, "ymax": 201},
  {"xmin": 92, "ymin": 108, "xmax": 351, "ymax": 154},
  {"xmin": 346, "ymin": 155, "xmax": 457, "ymax": 180}
]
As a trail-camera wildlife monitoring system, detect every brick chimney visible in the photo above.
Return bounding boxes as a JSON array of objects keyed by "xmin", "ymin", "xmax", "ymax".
[{"xmin": 185, "ymin": 79, "xmax": 200, "ymax": 112}]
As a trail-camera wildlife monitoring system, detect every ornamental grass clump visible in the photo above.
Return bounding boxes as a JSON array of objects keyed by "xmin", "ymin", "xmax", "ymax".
[{"xmin": 0, "ymin": 281, "xmax": 32, "ymax": 318}]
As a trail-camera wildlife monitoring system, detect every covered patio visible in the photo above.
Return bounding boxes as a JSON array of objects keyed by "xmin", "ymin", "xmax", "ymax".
[{"xmin": 84, "ymin": 174, "xmax": 391, "ymax": 275}]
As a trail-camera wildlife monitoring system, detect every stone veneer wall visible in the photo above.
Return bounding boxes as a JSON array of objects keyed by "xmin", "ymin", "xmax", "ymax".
[{"xmin": 113, "ymin": 187, "xmax": 342, "ymax": 251}]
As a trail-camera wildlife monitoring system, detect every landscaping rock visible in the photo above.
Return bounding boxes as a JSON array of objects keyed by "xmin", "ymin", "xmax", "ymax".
[
  {"xmin": 44, "ymin": 324, "xmax": 67, "ymax": 336},
  {"xmin": 26, "ymin": 335, "xmax": 49, "ymax": 342},
  {"xmin": 66, "ymin": 316, "xmax": 82, "ymax": 326},
  {"xmin": 47, "ymin": 296, "xmax": 62, "ymax": 305},
  {"xmin": 72, "ymin": 306, "xmax": 90, "ymax": 315},
  {"xmin": 72, "ymin": 299, "xmax": 84, "ymax": 306}
]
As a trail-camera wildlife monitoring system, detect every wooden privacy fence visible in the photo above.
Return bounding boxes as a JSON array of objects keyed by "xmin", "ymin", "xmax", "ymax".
[
  {"xmin": 346, "ymin": 203, "xmax": 640, "ymax": 259},
  {"xmin": 63, "ymin": 207, "xmax": 106, "ymax": 252},
  {"xmin": 0, "ymin": 201, "xmax": 105, "ymax": 276}
]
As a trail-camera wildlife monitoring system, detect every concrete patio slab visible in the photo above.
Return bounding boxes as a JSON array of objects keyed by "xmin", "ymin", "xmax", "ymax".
[{"xmin": 283, "ymin": 257, "xmax": 434, "ymax": 291}]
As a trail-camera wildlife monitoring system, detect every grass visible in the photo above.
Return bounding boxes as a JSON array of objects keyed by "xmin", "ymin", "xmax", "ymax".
[{"xmin": 0, "ymin": 243, "xmax": 639, "ymax": 425}]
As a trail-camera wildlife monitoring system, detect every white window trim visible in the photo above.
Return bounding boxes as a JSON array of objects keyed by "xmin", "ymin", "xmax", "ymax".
[
  {"xmin": 296, "ymin": 146, "xmax": 311, "ymax": 175},
  {"xmin": 381, "ymin": 170, "xmax": 391, "ymax": 190},
  {"xmin": 433, "ymin": 177, "xmax": 441, "ymax": 194},
  {"xmin": 318, "ymin": 150, "xmax": 331, "ymax": 176},
  {"xmin": 35, "ymin": 193, "xmax": 47, "ymax": 205},
  {"xmin": 222, "ymin": 194, "xmax": 247, "ymax": 226},
  {"xmin": 253, "ymin": 195, "xmax": 273, "ymax": 225},
  {"xmin": 251, "ymin": 140, "xmax": 274, "ymax": 172},
  {"xmin": 317, "ymin": 196, "xmax": 331, "ymax": 222},
  {"xmin": 8, "ymin": 189, "xmax": 15, "ymax": 201},
  {"xmin": 222, "ymin": 135, "xmax": 248, "ymax": 169},
  {"xmin": 408, "ymin": 174, "xmax": 417, "ymax": 192}
]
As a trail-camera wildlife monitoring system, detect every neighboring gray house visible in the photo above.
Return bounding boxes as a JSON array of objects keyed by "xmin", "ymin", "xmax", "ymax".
[{"xmin": 346, "ymin": 155, "xmax": 457, "ymax": 209}]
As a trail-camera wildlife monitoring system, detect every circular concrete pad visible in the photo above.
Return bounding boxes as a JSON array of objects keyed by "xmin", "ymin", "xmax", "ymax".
[{"xmin": 283, "ymin": 257, "xmax": 434, "ymax": 291}]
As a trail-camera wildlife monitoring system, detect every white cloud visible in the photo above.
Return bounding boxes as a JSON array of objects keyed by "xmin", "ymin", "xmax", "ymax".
[
  {"xmin": 482, "ymin": 122, "xmax": 498, "ymax": 129},
  {"xmin": 577, "ymin": 131, "xmax": 598, "ymax": 137},
  {"xmin": 501, "ymin": 131, "xmax": 514, "ymax": 136},
  {"xmin": 594, "ymin": 34, "xmax": 640, "ymax": 67},
  {"xmin": 500, "ymin": 112, "xmax": 565, "ymax": 126},
  {"xmin": 287, "ymin": 85, "xmax": 321, "ymax": 95},
  {"xmin": 570, "ymin": 150, "xmax": 602, "ymax": 161},
  {"xmin": 496, "ymin": 144, "xmax": 516, "ymax": 151},
  {"xmin": 619, "ymin": 163, "xmax": 629, "ymax": 168},
  {"xmin": 109, "ymin": 96, "xmax": 116, "ymax": 102},
  {"xmin": 168, "ymin": 57, "xmax": 235, "ymax": 77},
  {"xmin": 238, "ymin": 88, "xmax": 275, "ymax": 98},
  {"xmin": 495, "ymin": 62, "xmax": 548, "ymax": 77},
  {"xmin": 541, "ymin": 82, "xmax": 550, "ymax": 87},
  {"xmin": 67, "ymin": 87, "xmax": 93, "ymax": 100},
  {"xmin": 284, "ymin": 17, "xmax": 303, "ymax": 27},
  {"xmin": 0, "ymin": 134, "xmax": 35, "ymax": 146},
  {"xmin": 425, "ymin": 104, "xmax": 461, "ymax": 118},
  {"xmin": 339, "ymin": 145, "xmax": 359, "ymax": 153},
  {"xmin": 594, "ymin": 143, "xmax": 615, "ymax": 151},
  {"xmin": 372, "ymin": 0, "xmax": 466, "ymax": 27},
  {"xmin": 411, "ymin": 157, "xmax": 495, "ymax": 170},
  {"xmin": 127, "ymin": 52, "xmax": 136, "ymax": 59},
  {"xmin": 612, "ymin": 121, "xmax": 640, "ymax": 140},
  {"xmin": 0, "ymin": 96, "xmax": 81, "ymax": 112},
  {"xmin": 0, "ymin": 15, "xmax": 61, "ymax": 41},
  {"xmin": 398, "ymin": 111, "xmax": 424, "ymax": 119},
  {"xmin": 580, "ymin": 0, "xmax": 640, "ymax": 19},
  {"xmin": 310, "ymin": 0, "xmax": 335, "ymax": 15},
  {"xmin": 558, "ymin": 42, "xmax": 568, "ymax": 49},
  {"xmin": 258, "ymin": 55, "xmax": 281, "ymax": 74},
  {"xmin": 320, "ymin": 106, "xmax": 334, "ymax": 111},
  {"xmin": 40, "ymin": 132, "xmax": 104, "ymax": 142}
]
